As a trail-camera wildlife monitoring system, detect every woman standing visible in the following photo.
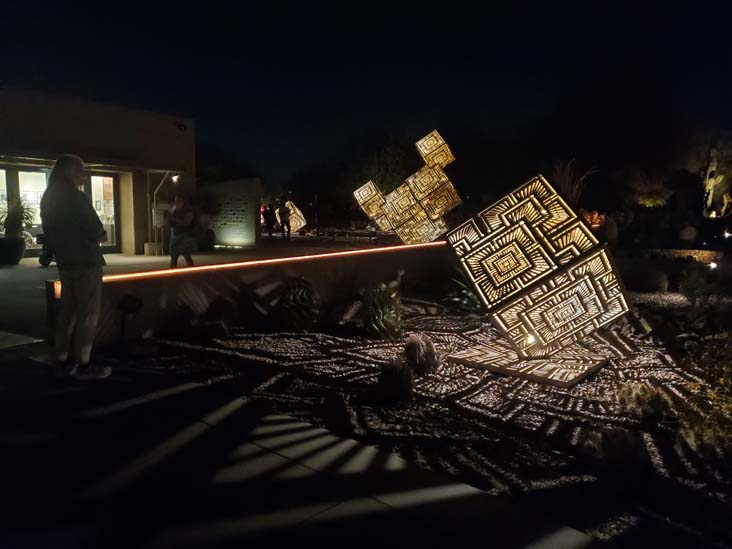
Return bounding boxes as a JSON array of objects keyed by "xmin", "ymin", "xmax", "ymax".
[
  {"xmin": 41, "ymin": 155, "xmax": 111, "ymax": 380},
  {"xmin": 168, "ymin": 194, "xmax": 196, "ymax": 268}
]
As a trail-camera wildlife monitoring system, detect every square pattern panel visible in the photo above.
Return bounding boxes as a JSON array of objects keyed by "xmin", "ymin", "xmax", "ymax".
[
  {"xmin": 446, "ymin": 174, "xmax": 630, "ymax": 385},
  {"xmin": 353, "ymin": 130, "xmax": 462, "ymax": 244},
  {"xmin": 449, "ymin": 337, "xmax": 608, "ymax": 388},
  {"xmin": 447, "ymin": 175, "xmax": 597, "ymax": 309},
  {"xmin": 492, "ymin": 247, "xmax": 628, "ymax": 358}
]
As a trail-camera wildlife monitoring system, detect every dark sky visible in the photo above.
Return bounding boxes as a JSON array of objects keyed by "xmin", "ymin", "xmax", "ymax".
[{"xmin": 2, "ymin": 3, "xmax": 731, "ymax": 183}]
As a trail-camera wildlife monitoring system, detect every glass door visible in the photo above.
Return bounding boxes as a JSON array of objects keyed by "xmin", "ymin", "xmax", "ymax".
[
  {"xmin": 18, "ymin": 170, "xmax": 48, "ymax": 249},
  {"xmin": 85, "ymin": 174, "xmax": 119, "ymax": 248}
]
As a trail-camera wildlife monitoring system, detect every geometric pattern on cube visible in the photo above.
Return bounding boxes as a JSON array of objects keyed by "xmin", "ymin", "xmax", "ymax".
[
  {"xmin": 491, "ymin": 247, "xmax": 629, "ymax": 358},
  {"xmin": 446, "ymin": 174, "xmax": 630, "ymax": 385},
  {"xmin": 276, "ymin": 200, "xmax": 307, "ymax": 233},
  {"xmin": 449, "ymin": 338, "xmax": 608, "ymax": 388},
  {"xmin": 447, "ymin": 175, "xmax": 597, "ymax": 309},
  {"xmin": 353, "ymin": 130, "xmax": 462, "ymax": 244}
]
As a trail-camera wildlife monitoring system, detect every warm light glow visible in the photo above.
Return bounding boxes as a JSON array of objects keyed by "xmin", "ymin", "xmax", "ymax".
[
  {"xmin": 710, "ymin": 262, "xmax": 718, "ymax": 270},
  {"xmin": 276, "ymin": 200, "xmax": 307, "ymax": 233},
  {"xmin": 53, "ymin": 280, "xmax": 62, "ymax": 299},
  {"xmin": 446, "ymin": 174, "xmax": 629, "ymax": 382},
  {"xmin": 49, "ymin": 242, "xmax": 447, "ymax": 292},
  {"xmin": 354, "ymin": 130, "xmax": 461, "ymax": 244}
]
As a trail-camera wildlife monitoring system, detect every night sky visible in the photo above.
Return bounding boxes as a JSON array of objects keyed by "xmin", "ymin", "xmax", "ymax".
[{"xmin": 2, "ymin": 3, "xmax": 731, "ymax": 184}]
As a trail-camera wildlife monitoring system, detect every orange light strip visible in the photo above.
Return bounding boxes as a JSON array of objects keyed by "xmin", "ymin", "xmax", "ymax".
[{"xmin": 96, "ymin": 241, "xmax": 447, "ymax": 284}]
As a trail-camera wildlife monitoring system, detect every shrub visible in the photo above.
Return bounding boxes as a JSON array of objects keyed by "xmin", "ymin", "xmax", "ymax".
[
  {"xmin": 679, "ymin": 267, "xmax": 718, "ymax": 308},
  {"xmin": 362, "ymin": 283, "xmax": 401, "ymax": 339},
  {"xmin": 277, "ymin": 276, "xmax": 320, "ymax": 331},
  {"xmin": 404, "ymin": 333, "xmax": 440, "ymax": 375},
  {"xmin": 375, "ymin": 358, "xmax": 414, "ymax": 403},
  {"xmin": 618, "ymin": 383, "xmax": 674, "ymax": 428},
  {"xmin": 443, "ymin": 268, "xmax": 484, "ymax": 314}
]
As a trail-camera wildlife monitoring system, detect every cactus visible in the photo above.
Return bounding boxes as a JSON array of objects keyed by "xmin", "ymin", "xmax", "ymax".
[
  {"xmin": 362, "ymin": 283, "xmax": 402, "ymax": 339},
  {"xmin": 375, "ymin": 358, "xmax": 414, "ymax": 402},
  {"xmin": 405, "ymin": 333, "xmax": 440, "ymax": 375},
  {"xmin": 277, "ymin": 276, "xmax": 320, "ymax": 332}
]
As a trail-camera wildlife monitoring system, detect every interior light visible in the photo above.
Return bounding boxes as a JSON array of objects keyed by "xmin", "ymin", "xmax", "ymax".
[{"xmin": 171, "ymin": 175, "xmax": 180, "ymax": 183}]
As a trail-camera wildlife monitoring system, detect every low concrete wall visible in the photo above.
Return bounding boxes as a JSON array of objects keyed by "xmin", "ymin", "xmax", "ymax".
[{"xmin": 47, "ymin": 242, "xmax": 452, "ymax": 348}]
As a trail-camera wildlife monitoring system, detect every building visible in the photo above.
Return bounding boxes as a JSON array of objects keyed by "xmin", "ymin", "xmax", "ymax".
[{"xmin": 0, "ymin": 89, "xmax": 195, "ymax": 255}]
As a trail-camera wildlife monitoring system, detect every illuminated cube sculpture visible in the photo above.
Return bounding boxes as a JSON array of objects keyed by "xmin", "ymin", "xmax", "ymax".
[
  {"xmin": 353, "ymin": 130, "xmax": 462, "ymax": 244},
  {"xmin": 277, "ymin": 200, "xmax": 307, "ymax": 233},
  {"xmin": 447, "ymin": 175, "xmax": 629, "ymax": 387}
]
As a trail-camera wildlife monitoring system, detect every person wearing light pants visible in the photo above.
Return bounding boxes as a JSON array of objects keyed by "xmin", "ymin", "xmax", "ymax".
[{"xmin": 41, "ymin": 155, "xmax": 111, "ymax": 380}]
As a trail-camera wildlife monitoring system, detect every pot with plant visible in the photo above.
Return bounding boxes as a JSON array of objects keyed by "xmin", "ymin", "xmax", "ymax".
[{"xmin": 0, "ymin": 198, "xmax": 36, "ymax": 265}]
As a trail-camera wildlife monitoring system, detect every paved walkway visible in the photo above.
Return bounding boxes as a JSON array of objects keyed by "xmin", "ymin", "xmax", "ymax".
[
  {"xmin": 0, "ymin": 237, "xmax": 380, "ymax": 339},
  {"xmin": 0, "ymin": 340, "xmax": 596, "ymax": 548}
]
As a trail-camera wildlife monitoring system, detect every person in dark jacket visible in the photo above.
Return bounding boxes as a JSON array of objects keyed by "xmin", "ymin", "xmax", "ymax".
[
  {"xmin": 168, "ymin": 194, "xmax": 196, "ymax": 268},
  {"xmin": 41, "ymin": 155, "xmax": 111, "ymax": 380},
  {"xmin": 263, "ymin": 203, "xmax": 276, "ymax": 238}
]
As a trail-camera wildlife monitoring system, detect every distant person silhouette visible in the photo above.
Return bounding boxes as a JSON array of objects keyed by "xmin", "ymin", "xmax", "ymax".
[
  {"xmin": 41, "ymin": 154, "xmax": 111, "ymax": 380},
  {"xmin": 168, "ymin": 194, "xmax": 196, "ymax": 268},
  {"xmin": 278, "ymin": 199, "xmax": 291, "ymax": 240},
  {"xmin": 264, "ymin": 203, "xmax": 276, "ymax": 238}
]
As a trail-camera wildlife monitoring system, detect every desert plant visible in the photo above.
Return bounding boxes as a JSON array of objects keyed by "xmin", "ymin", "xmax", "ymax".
[
  {"xmin": 375, "ymin": 358, "xmax": 414, "ymax": 402},
  {"xmin": 552, "ymin": 159, "xmax": 597, "ymax": 206},
  {"xmin": 404, "ymin": 333, "xmax": 440, "ymax": 375},
  {"xmin": 679, "ymin": 267, "xmax": 718, "ymax": 309},
  {"xmin": 650, "ymin": 270, "xmax": 669, "ymax": 293},
  {"xmin": 277, "ymin": 276, "xmax": 320, "ymax": 331},
  {"xmin": 627, "ymin": 170, "xmax": 673, "ymax": 208},
  {"xmin": 443, "ymin": 267, "xmax": 483, "ymax": 314},
  {"xmin": 0, "ymin": 198, "xmax": 36, "ymax": 238},
  {"xmin": 618, "ymin": 383, "xmax": 675, "ymax": 428},
  {"xmin": 362, "ymin": 282, "xmax": 401, "ymax": 339}
]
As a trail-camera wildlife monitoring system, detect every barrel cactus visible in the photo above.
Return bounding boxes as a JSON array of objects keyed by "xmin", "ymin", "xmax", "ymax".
[
  {"xmin": 376, "ymin": 358, "xmax": 414, "ymax": 402},
  {"xmin": 404, "ymin": 333, "xmax": 440, "ymax": 375}
]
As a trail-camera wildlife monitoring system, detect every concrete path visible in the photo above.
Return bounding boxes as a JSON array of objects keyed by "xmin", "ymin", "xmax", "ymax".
[{"xmin": 0, "ymin": 340, "xmax": 597, "ymax": 549}]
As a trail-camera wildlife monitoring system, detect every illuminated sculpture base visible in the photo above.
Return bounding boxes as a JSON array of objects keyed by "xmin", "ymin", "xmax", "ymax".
[{"xmin": 449, "ymin": 339, "xmax": 608, "ymax": 388}]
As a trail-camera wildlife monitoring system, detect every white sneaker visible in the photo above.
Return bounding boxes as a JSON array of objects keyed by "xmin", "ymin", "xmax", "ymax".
[
  {"xmin": 52, "ymin": 361, "xmax": 78, "ymax": 379},
  {"xmin": 74, "ymin": 364, "xmax": 113, "ymax": 380}
]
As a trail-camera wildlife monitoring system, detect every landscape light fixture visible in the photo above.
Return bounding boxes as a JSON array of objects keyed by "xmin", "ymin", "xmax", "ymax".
[
  {"xmin": 710, "ymin": 262, "xmax": 718, "ymax": 270},
  {"xmin": 724, "ymin": 230, "xmax": 730, "ymax": 239},
  {"xmin": 446, "ymin": 175, "xmax": 629, "ymax": 387},
  {"xmin": 354, "ymin": 130, "xmax": 462, "ymax": 244}
]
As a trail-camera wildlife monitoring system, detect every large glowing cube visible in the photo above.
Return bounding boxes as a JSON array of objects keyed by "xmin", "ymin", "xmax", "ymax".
[
  {"xmin": 446, "ymin": 175, "xmax": 629, "ymax": 386},
  {"xmin": 353, "ymin": 130, "xmax": 461, "ymax": 244}
]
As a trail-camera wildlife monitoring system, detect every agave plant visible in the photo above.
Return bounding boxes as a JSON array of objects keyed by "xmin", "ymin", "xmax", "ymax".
[
  {"xmin": 277, "ymin": 276, "xmax": 320, "ymax": 331},
  {"xmin": 0, "ymin": 198, "xmax": 36, "ymax": 238},
  {"xmin": 443, "ymin": 267, "xmax": 484, "ymax": 314},
  {"xmin": 362, "ymin": 282, "xmax": 401, "ymax": 340}
]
